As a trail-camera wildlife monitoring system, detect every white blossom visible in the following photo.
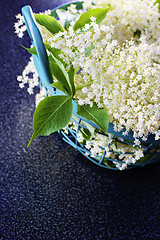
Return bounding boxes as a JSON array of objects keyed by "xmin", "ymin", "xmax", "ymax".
[{"xmin": 15, "ymin": 0, "xmax": 160, "ymax": 169}]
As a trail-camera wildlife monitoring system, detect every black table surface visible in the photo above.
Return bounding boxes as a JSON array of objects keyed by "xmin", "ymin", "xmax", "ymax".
[{"xmin": 0, "ymin": 0, "xmax": 160, "ymax": 239}]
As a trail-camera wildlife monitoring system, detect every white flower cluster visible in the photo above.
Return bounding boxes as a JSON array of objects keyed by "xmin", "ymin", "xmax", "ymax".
[
  {"xmin": 63, "ymin": 118, "xmax": 145, "ymax": 170},
  {"xmin": 17, "ymin": 57, "xmax": 39, "ymax": 94},
  {"xmin": 83, "ymin": 0, "xmax": 160, "ymax": 44},
  {"xmin": 46, "ymin": 0, "xmax": 160, "ymax": 168},
  {"xmin": 14, "ymin": 10, "xmax": 52, "ymax": 94},
  {"xmin": 14, "ymin": 10, "xmax": 52, "ymax": 38},
  {"xmin": 15, "ymin": 0, "xmax": 160, "ymax": 169},
  {"xmin": 14, "ymin": 14, "xmax": 26, "ymax": 38},
  {"xmin": 35, "ymin": 87, "xmax": 47, "ymax": 106},
  {"xmin": 48, "ymin": 18, "xmax": 160, "ymax": 143}
]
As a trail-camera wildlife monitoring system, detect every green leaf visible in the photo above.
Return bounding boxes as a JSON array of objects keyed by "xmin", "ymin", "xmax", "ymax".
[
  {"xmin": 77, "ymin": 103, "xmax": 109, "ymax": 133},
  {"xmin": 68, "ymin": 65, "xmax": 75, "ymax": 96},
  {"xmin": 51, "ymin": 2, "xmax": 83, "ymax": 18},
  {"xmin": 45, "ymin": 44, "xmax": 67, "ymax": 67},
  {"xmin": 34, "ymin": 14, "xmax": 64, "ymax": 35},
  {"xmin": 65, "ymin": 20, "xmax": 71, "ymax": 30},
  {"xmin": 73, "ymin": 8, "xmax": 110, "ymax": 31},
  {"xmin": 45, "ymin": 44, "xmax": 61, "ymax": 56},
  {"xmin": 28, "ymin": 95, "xmax": 73, "ymax": 146},
  {"xmin": 21, "ymin": 45, "xmax": 37, "ymax": 55},
  {"xmin": 83, "ymin": 121, "xmax": 95, "ymax": 136},
  {"xmin": 46, "ymin": 46, "xmax": 74, "ymax": 94},
  {"xmin": 49, "ymin": 53, "xmax": 75, "ymax": 97},
  {"xmin": 80, "ymin": 128, "xmax": 91, "ymax": 141},
  {"xmin": 103, "ymin": 159, "xmax": 115, "ymax": 168},
  {"xmin": 56, "ymin": 9, "xmax": 79, "ymax": 30},
  {"xmin": 72, "ymin": 114, "xmax": 95, "ymax": 136},
  {"xmin": 51, "ymin": 82, "xmax": 66, "ymax": 94}
]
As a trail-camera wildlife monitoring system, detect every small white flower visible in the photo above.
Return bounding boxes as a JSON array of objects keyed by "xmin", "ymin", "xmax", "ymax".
[
  {"xmin": 90, "ymin": 16, "xmax": 96, "ymax": 22},
  {"xmin": 78, "ymin": 99, "xmax": 85, "ymax": 105}
]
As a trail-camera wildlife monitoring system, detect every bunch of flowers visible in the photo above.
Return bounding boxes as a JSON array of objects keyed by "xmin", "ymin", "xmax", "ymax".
[{"xmin": 15, "ymin": 0, "xmax": 160, "ymax": 169}]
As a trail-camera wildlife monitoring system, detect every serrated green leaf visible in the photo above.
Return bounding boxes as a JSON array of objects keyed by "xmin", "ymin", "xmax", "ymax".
[
  {"xmin": 73, "ymin": 8, "xmax": 110, "ymax": 31},
  {"xmin": 49, "ymin": 53, "xmax": 75, "ymax": 97},
  {"xmin": 51, "ymin": 82, "xmax": 66, "ymax": 94},
  {"xmin": 21, "ymin": 45, "xmax": 37, "ymax": 55},
  {"xmin": 34, "ymin": 14, "xmax": 64, "ymax": 35},
  {"xmin": 28, "ymin": 95, "xmax": 72, "ymax": 146},
  {"xmin": 77, "ymin": 103, "xmax": 109, "ymax": 133}
]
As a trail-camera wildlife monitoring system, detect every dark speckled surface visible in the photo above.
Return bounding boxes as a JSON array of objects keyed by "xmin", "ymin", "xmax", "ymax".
[{"xmin": 0, "ymin": 0, "xmax": 160, "ymax": 239}]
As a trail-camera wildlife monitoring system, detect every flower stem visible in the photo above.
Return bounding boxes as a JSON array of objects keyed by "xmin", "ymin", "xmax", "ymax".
[{"xmin": 75, "ymin": 82, "xmax": 92, "ymax": 91}]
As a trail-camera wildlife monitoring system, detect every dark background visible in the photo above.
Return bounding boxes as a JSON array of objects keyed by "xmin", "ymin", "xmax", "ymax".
[{"xmin": 0, "ymin": 0, "xmax": 160, "ymax": 239}]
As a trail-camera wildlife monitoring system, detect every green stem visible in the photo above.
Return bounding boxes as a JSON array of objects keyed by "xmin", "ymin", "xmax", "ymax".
[{"xmin": 75, "ymin": 82, "xmax": 92, "ymax": 91}]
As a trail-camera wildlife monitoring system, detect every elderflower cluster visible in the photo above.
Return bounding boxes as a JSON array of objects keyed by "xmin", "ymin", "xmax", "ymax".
[
  {"xmin": 15, "ymin": 0, "xmax": 160, "ymax": 169},
  {"xmin": 14, "ymin": 10, "xmax": 52, "ymax": 38},
  {"xmin": 62, "ymin": 118, "xmax": 145, "ymax": 170},
  {"xmin": 48, "ymin": 17, "xmax": 160, "ymax": 142},
  {"xmin": 17, "ymin": 57, "xmax": 39, "ymax": 94},
  {"xmin": 14, "ymin": 14, "xmax": 26, "ymax": 38},
  {"xmin": 83, "ymin": 0, "xmax": 160, "ymax": 44},
  {"xmin": 14, "ymin": 10, "xmax": 52, "ymax": 94}
]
